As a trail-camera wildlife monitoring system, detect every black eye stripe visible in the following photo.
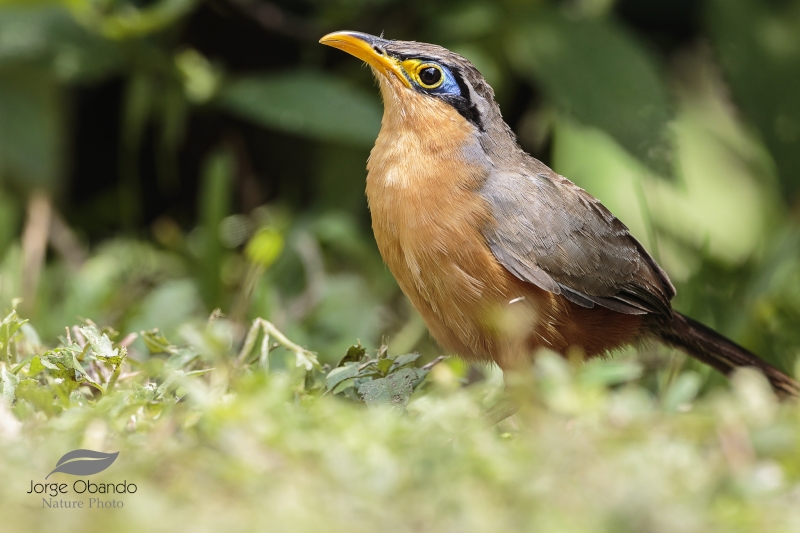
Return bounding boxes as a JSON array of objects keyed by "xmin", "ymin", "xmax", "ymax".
[{"xmin": 446, "ymin": 66, "xmax": 483, "ymax": 131}]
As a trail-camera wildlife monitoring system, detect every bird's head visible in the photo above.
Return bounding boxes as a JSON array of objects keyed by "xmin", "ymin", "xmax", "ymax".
[{"xmin": 320, "ymin": 31, "xmax": 512, "ymax": 146}]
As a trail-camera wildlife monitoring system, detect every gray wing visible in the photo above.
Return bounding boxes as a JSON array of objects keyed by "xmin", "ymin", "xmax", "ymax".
[{"xmin": 480, "ymin": 169, "xmax": 675, "ymax": 316}]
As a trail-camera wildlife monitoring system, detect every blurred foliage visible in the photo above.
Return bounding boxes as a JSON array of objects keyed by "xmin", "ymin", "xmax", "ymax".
[
  {"xmin": 508, "ymin": 11, "xmax": 674, "ymax": 176},
  {"xmin": 2, "ymin": 310, "xmax": 800, "ymax": 531},
  {"xmin": 0, "ymin": 1, "xmax": 799, "ymax": 525},
  {"xmin": 219, "ymin": 70, "xmax": 381, "ymax": 146},
  {"xmin": 707, "ymin": 0, "xmax": 800, "ymax": 201}
]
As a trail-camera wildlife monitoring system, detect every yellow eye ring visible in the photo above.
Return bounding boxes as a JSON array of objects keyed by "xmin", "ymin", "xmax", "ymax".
[{"xmin": 414, "ymin": 63, "xmax": 444, "ymax": 89}]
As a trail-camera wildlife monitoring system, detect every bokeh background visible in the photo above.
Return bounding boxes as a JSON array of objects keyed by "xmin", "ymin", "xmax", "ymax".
[{"xmin": 1, "ymin": 0, "xmax": 799, "ymax": 389}]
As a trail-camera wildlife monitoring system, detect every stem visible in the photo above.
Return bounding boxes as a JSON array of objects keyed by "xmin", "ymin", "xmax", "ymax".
[
  {"xmin": 106, "ymin": 363, "xmax": 122, "ymax": 394},
  {"xmin": 235, "ymin": 318, "xmax": 319, "ymax": 371},
  {"xmin": 421, "ymin": 355, "xmax": 448, "ymax": 371},
  {"xmin": 235, "ymin": 319, "xmax": 262, "ymax": 367},
  {"xmin": 259, "ymin": 330, "xmax": 270, "ymax": 370}
]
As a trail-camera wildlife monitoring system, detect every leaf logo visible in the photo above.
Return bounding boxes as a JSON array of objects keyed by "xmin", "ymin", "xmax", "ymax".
[{"xmin": 46, "ymin": 450, "xmax": 119, "ymax": 479}]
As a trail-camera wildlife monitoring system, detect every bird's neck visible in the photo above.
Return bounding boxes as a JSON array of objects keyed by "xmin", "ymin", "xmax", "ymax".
[{"xmin": 367, "ymin": 83, "xmax": 488, "ymax": 192}]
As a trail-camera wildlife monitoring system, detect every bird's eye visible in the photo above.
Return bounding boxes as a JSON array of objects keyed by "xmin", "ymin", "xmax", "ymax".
[{"xmin": 417, "ymin": 65, "xmax": 443, "ymax": 88}]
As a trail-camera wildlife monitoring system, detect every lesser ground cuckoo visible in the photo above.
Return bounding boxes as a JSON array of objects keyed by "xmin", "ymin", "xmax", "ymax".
[{"xmin": 320, "ymin": 31, "xmax": 799, "ymax": 397}]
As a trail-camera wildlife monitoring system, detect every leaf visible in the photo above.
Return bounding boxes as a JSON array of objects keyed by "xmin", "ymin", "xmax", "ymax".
[
  {"xmin": 662, "ymin": 372, "xmax": 702, "ymax": 412},
  {"xmin": 184, "ymin": 368, "xmax": 215, "ymax": 377},
  {"xmin": 294, "ymin": 350, "xmax": 321, "ymax": 372},
  {"xmin": 38, "ymin": 345, "xmax": 93, "ymax": 385},
  {"xmin": 331, "ymin": 377, "xmax": 357, "ymax": 395},
  {"xmin": 507, "ymin": 12, "xmax": 674, "ymax": 177},
  {"xmin": 142, "ymin": 328, "xmax": 179, "ymax": 355},
  {"xmin": 79, "ymin": 325, "xmax": 123, "ymax": 364},
  {"xmin": 338, "ymin": 344, "xmax": 366, "ymax": 366},
  {"xmin": 175, "ymin": 48, "xmax": 221, "ymax": 104},
  {"xmin": 217, "ymin": 70, "xmax": 382, "ymax": 147},
  {"xmin": 165, "ymin": 348, "xmax": 200, "ymax": 371},
  {"xmin": 11, "ymin": 354, "xmax": 44, "ymax": 376},
  {"xmin": 1, "ymin": 365, "xmax": 19, "ymax": 402},
  {"xmin": 156, "ymin": 372, "xmax": 180, "ymax": 399},
  {"xmin": 580, "ymin": 360, "xmax": 643, "ymax": 386},
  {"xmin": 245, "ymin": 228, "xmax": 284, "ymax": 268},
  {"xmin": 358, "ymin": 368, "xmax": 421, "ymax": 410},
  {"xmin": 0, "ymin": 67, "xmax": 63, "ymax": 189},
  {"xmin": 85, "ymin": 0, "xmax": 199, "ymax": 40},
  {"xmin": 326, "ymin": 363, "xmax": 360, "ymax": 391},
  {"xmin": 0, "ymin": 310, "xmax": 28, "ymax": 350},
  {"xmin": 46, "ymin": 449, "xmax": 119, "ymax": 479},
  {"xmin": 32, "ymin": 355, "xmax": 57, "ymax": 372},
  {"xmin": 0, "ymin": 7, "xmax": 122, "ymax": 82},
  {"xmin": 390, "ymin": 353, "xmax": 421, "ymax": 370},
  {"xmin": 376, "ymin": 358, "xmax": 393, "ymax": 376},
  {"xmin": 198, "ymin": 150, "xmax": 233, "ymax": 308},
  {"xmin": 0, "ymin": 188, "xmax": 22, "ymax": 255},
  {"xmin": 707, "ymin": 0, "xmax": 800, "ymax": 202}
]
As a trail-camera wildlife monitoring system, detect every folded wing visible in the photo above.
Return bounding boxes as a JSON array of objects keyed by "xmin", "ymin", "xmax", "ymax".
[{"xmin": 480, "ymin": 167, "xmax": 675, "ymax": 316}]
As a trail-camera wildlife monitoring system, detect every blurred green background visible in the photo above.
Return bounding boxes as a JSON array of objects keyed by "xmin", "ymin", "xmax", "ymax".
[{"xmin": 1, "ymin": 0, "xmax": 799, "ymax": 387}]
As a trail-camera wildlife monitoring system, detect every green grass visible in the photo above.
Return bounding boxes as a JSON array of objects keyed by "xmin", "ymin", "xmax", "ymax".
[{"xmin": 1, "ymin": 310, "xmax": 800, "ymax": 533}]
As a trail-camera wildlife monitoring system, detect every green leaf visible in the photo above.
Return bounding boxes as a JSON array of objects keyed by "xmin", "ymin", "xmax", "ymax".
[
  {"xmin": 245, "ymin": 228, "xmax": 284, "ymax": 268},
  {"xmin": 165, "ymin": 348, "xmax": 200, "ymax": 371},
  {"xmin": 507, "ymin": 12, "xmax": 674, "ymax": 177},
  {"xmin": 0, "ymin": 7, "xmax": 122, "ymax": 82},
  {"xmin": 338, "ymin": 344, "xmax": 367, "ymax": 366},
  {"xmin": 580, "ymin": 360, "xmax": 643, "ymax": 386},
  {"xmin": 0, "ymin": 310, "xmax": 28, "ymax": 351},
  {"xmin": 390, "ymin": 353, "xmax": 421, "ymax": 370},
  {"xmin": 142, "ymin": 328, "xmax": 179, "ymax": 355},
  {"xmin": 11, "ymin": 354, "xmax": 35, "ymax": 374},
  {"xmin": 707, "ymin": 0, "xmax": 800, "ymax": 202},
  {"xmin": 184, "ymin": 368, "xmax": 215, "ymax": 378},
  {"xmin": 358, "ymin": 368, "xmax": 421, "ymax": 410},
  {"xmin": 217, "ymin": 70, "xmax": 382, "ymax": 147},
  {"xmin": 198, "ymin": 150, "xmax": 233, "ymax": 308},
  {"xmin": 175, "ymin": 48, "xmax": 221, "ymax": 104},
  {"xmin": 376, "ymin": 357, "xmax": 393, "ymax": 376},
  {"xmin": 294, "ymin": 349, "xmax": 321, "ymax": 372},
  {"xmin": 0, "ymin": 67, "xmax": 63, "ymax": 189},
  {"xmin": 27, "ymin": 356, "xmax": 46, "ymax": 375},
  {"xmin": 34, "ymin": 355, "xmax": 58, "ymax": 372},
  {"xmin": 79, "ymin": 325, "xmax": 123, "ymax": 364},
  {"xmin": 331, "ymin": 377, "xmax": 356, "ymax": 395},
  {"xmin": 662, "ymin": 372, "xmax": 702, "ymax": 412},
  {"xmin": 326, "ymin": 363, "xmax": 360, "ymax": 391},
  {"xmin": 39, "ymin": 345, "xmax": 87, "ymax": 384},
  {"xmin": 0, "ymin": 188, "xmax": 22, "ymax": 257},
  {"xmin": 88, "ymin": 0, "xmax": 200, "ymax": 40},
  {"xmin": 1, "ymin": 365, "xmax": 19, "ymax": 402}
]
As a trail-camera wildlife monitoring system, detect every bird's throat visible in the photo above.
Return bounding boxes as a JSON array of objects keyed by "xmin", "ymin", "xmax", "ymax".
[{"xmin": 368, "ymin": 77, "xmax": 484, "ymax": 190}]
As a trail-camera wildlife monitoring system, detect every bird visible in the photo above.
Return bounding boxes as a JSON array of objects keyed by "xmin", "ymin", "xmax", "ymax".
[{"xmin": 319, "ymin": 30, "xmax": 800, "ymax": 398}]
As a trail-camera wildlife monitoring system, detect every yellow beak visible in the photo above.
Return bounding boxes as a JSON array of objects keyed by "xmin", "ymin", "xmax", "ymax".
[{"xmin": 319, "ymin": 31, "xmax": 411, "ymax": 88}]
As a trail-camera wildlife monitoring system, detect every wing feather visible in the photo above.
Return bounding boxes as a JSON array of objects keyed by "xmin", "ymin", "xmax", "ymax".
[{"xmin": 480, "ymin": 169, "xmax": 675, "ymax": 316}]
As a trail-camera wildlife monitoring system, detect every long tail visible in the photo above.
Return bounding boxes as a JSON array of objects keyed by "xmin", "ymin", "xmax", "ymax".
[{"xmin": 654, "ymin": 312, "xmax": 800, "ymax": 398}]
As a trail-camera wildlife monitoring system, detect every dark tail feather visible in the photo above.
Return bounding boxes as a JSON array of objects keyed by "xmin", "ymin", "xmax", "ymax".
[{"xmin": 654, "ymin": 312, "xmax": 800, "ymax": 398}]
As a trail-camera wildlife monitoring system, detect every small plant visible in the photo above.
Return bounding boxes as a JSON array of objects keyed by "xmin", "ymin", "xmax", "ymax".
[
  {"xmin": 325, "ymin": 344, "xmax": 446, "ymax": 409},
  {"xmin": 0, "ymin": 307, "xmax": 446, "ymax": 418}
]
